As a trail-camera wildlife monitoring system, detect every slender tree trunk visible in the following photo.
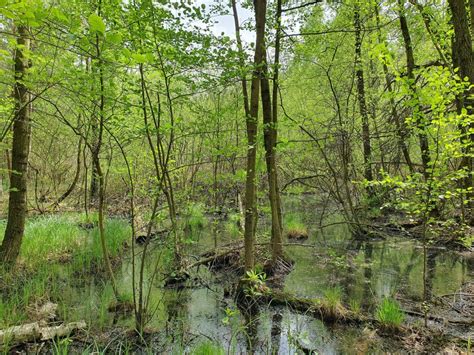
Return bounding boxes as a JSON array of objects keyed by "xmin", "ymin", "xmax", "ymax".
[
  {"xmin": 242, "ymin": 0, "xmax": 267, "ymax": 271},
  {"xmin": 231, "ymin": 0, "xmax": 250, "ymax": 117},
  {"xmin": 448, "ymin": 0, "xmax": 474, "ymax": 224},
  {"xmin": 261, "ymin": 57, "xmax": 283, "ymax": 261},
  {"xmin": 259, "ymin": 1, "xmax": 283, "ymax": 261},
  {"xmin": 374, "ymin": 3, "xmax": 414, "ymax": 174},
  {"xmin": 354, "ymin": 4, "xmax": 374, "ymax": 190},
  {"xmin": 231, "ymin": 0, "xmax": 250, "ymax": 235},
  {"xmin": 470, "ymin": 0, "xmax": 474, "ymax": 38},
  {"xmin": 398, "ymin": 0, "xmax": 432, "ymax": 182},
  {"xmin": 92, "ymin": 8, "xmax": 119, "ymax": 298},
  {"xmin": 272, "ymin": 0, "xmax": 284, "ymax": 235},
  {"xmin": 52, "ymin": 137, "xmax": 82, "ymax": 208},
  {"xmin": 88, "ymin": 57, "xmax": 99, "ymax": 204},
  {"xmin": 5, "ymin": 149, "xmax": 12, "ymax": 184},
  {"xmin": 0, "ymin": 26, "xmax": 31, "ymax": 267}
]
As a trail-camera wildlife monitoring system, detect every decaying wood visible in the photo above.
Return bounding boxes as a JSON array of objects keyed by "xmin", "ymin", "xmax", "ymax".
[
  {"xmin": 188, "ymin": 248, "xmax": 241, "ymax": 270},
  {"xmin": 0, "ymin": 302, "xmax": 86, "ymax": 346},
  {"xmin": 0, "ymin": 320, "xmax": 86, "ymax": 346},
  {"xmin": 261, "ymin": 290, "xmax": 369, "ymax": 324}
]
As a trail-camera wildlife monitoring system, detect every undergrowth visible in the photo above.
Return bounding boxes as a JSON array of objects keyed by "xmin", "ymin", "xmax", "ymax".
[
  {"xmin": 0, "ymin": 214, "xmax": 130, "ymax": 329},
  {"xmin": 376, "ymin": 298, "xmax": 405, "ymax": 328}
]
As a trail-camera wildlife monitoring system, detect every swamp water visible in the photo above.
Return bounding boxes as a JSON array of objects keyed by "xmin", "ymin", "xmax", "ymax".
[{"xmin": 3, "ymin": 197, "xmax": 474, "ymax": 353}]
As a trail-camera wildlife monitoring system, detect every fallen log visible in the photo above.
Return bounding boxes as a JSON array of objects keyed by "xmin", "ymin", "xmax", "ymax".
[
  {"xmin": 260, "ymin": 290, "xmax": 372, "ymax": 325},
  {"xmin": 187, "ymin": 248, "xmax": 241, "ymax": 270},
  {"xmin": 0, "ymin": 320, "xmax": 86, "ymax": 346}
]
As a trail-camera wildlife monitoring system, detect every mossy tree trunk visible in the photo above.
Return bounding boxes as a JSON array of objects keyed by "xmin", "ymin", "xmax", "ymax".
[{"xmin": 0, "ymin": 25, "xmax": 31, "ymax": 267}]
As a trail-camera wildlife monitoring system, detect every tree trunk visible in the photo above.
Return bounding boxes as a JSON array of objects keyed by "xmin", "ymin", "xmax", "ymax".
[
  {"xmin": 374, "ymin": 3, "xmax": 414, "ymax": 174},
  {"xmin": 255, "ymin": 0, "xmax": 283, "ymax": 262},
  {"xmin": 261, "ymin": 57, "xmax": 283, "ymax": 261},
  {"xmin": 52, "ymin": 137, "xmax": 82, "ymax": 208},
  {"xmin": 92, "ymin": 12, "xmax": 118, "ymax": 298},
  {"xmin": 231, "ymin": 0, "xmax": 250, "ymax": 117},
  {"xmin": 243, "ymin": 0, "xmax": 267, "ymax": 271},
  {"xmin": 272, "ymin": 0, "xmax": 284, "ymax": 236},
  {"xmin": 448, "ymin": 0, "xmax": 474, "ymax": 224},
  {"xmin": 470, "ymin": 0, "xmax": 474, "ymax": 38},
  {"xmin": 88, "ymin": 56, "xmax": 99, "ymax": 205},
  {"xmin": 0, "ymin": 25, "xmax": 31, "ymax": 267},
  {"xmin": 354, "ymin": 4, "xmax": 374, "ymax": 189},
  {"xmin": 398, "ymin": 0, "xmax": 431, "ymax": 182},
  {"xmin": 231, "ymin": 0, "xmax": 251, "ymax": 236}
]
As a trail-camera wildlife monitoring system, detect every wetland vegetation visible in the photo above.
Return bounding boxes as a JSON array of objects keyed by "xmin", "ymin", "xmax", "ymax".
[{"xmin": 0, "ymin": 0, "xmax": 473, "ymax": 353}]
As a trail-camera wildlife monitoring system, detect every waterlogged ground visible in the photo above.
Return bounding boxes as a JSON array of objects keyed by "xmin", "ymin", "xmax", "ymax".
[{"xmin": 1, "ymin": 197, "xmax": 473, "ymax": 353}]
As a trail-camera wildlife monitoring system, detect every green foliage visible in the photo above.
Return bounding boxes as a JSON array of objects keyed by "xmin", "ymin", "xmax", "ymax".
[
  {"xmin": 52, "ymin": 336, "xmax": 72, "ymax": 355},
  {"xmin": 284, "ymin": 213, "xmax": 308, "ymax": 239},
  {"xmin": 191, "ymin": 341, "xmax": 225, "ymax": 355},
  {"xmin": 225, "ymin": 212, "xmax": 242, "ymax": 238},
  {"xmin": 0, "ymin": 214, "xmax": 130, "ymax": 329},
  {"xmin": 88, "ymin": 13, "xmax": 106, "ymax": 35},
  {"xmin": 375, "ymin": 298, "xmax": 405, "ymax": 328},
  {"xmin": 184, "ymin": 202, "xmax": 207, "ymax": 231},
  {"xmin": 322, "ymin": 287, "xmax": 345, "ymax": 315},
  {"xmin": 348, "ymin": 298, "xmax": 361, "ymax": 315},
  {"xmin": 243, "ymin": 270, "xmax": 269, "ymax": 297}
]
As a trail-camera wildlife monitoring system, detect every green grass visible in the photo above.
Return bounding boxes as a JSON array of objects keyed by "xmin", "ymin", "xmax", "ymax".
[
  {"xmin": 191, "ymin": 341, "xmax": 225, "ymax": 355},
  {"xmin": 0, "ymin": 213, "xmax": 131, "ymax": 330},
  {"xmin": 184, "ymin": 203, "xmax": 207, "ymax": 231},
  {"xmin": 322, "ymin": 287, "xmax": 342, "ymax": 309},
  {"xmin": 348, "ymin": 298, "xmax": 361, "ymax": 314},
  {"xmin": 225, "ymin": 212, "xmax": 242, "ymax": 238},
  {"xmin": 284, "ymin": 213, "xmax": 308, "ymax": 239},
  {"xmin": 375, "ymin": 298, "xmax": 405, "ymax": 328}
]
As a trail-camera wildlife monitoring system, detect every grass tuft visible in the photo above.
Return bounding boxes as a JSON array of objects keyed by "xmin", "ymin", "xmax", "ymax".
[
  {"xmin": 191, "ymin": 341, "xmax": 225, "ymax": 355},
  {"xmin": 321, "ymin": 287, "xmax": 346, "ymax": 317},
  {"xmin": 375, "ymin": 298, "xmax": 405, "ymax": 329},
  {"xmin": 284, "ymin": 213, "xmax": 308, "ymax": 240}
]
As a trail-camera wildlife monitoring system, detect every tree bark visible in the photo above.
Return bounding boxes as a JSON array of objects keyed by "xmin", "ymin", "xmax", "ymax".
[
  {"xmin": 272, "ymin": 0, "xmax": 284, "ymax": 236},
  {"xmin": 374, "ymin": 3, "xmax": 414, "ymax": 174},
  {"xmin": 261, "ymin": 59, "xmax": 283, "ymax": 261},
  {"xmin": 0, "ymin": 25, "xmax": 31, "ymax": 267},
  {"xmin": 448, "ymin": 0, "xmax": 474, "ymax": 224},
  {"xmin": 52, "ymin": 137, "xmax": 82, "ymax": 208},
  {"xmin": 92, "ymin": 4, "xmax": 119, "ymax": 298},
  {"xmin": 243, "ymin": 0, "xmax": 267, "ymax": 271},
  {"xmin": 470, "ymin": 0, "xmax": 474, "ymax": 38},
  {"xmin": 256, "ymin": 0, "xmax": 283, "ymax": 262},
  {"xmin": 398, "ymin": 0, "xmax": 432, "ymax": 182},
  {"xmin": 231, "ymin": 0, "xmax": 250, "ymax": 117},
  {"xmin": 354, "ymin": 4, "xmax": 374, "ymax": 189},
  {"xmin": 231, "ymin": 0, "xmax": 251, "ymax": 235}
]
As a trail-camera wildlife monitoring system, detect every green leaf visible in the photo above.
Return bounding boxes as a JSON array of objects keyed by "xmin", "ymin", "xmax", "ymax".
[
  {"xmin": 131, "ymin": 52, "xmax": 147, "ymax": 63},
  {"xmin": 88, "ymin": 13, "xmax": 105, "ymax": 35},
  {"xmin": 106, "ymin": 32, "xmax": 122, "ymax": 45}
]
